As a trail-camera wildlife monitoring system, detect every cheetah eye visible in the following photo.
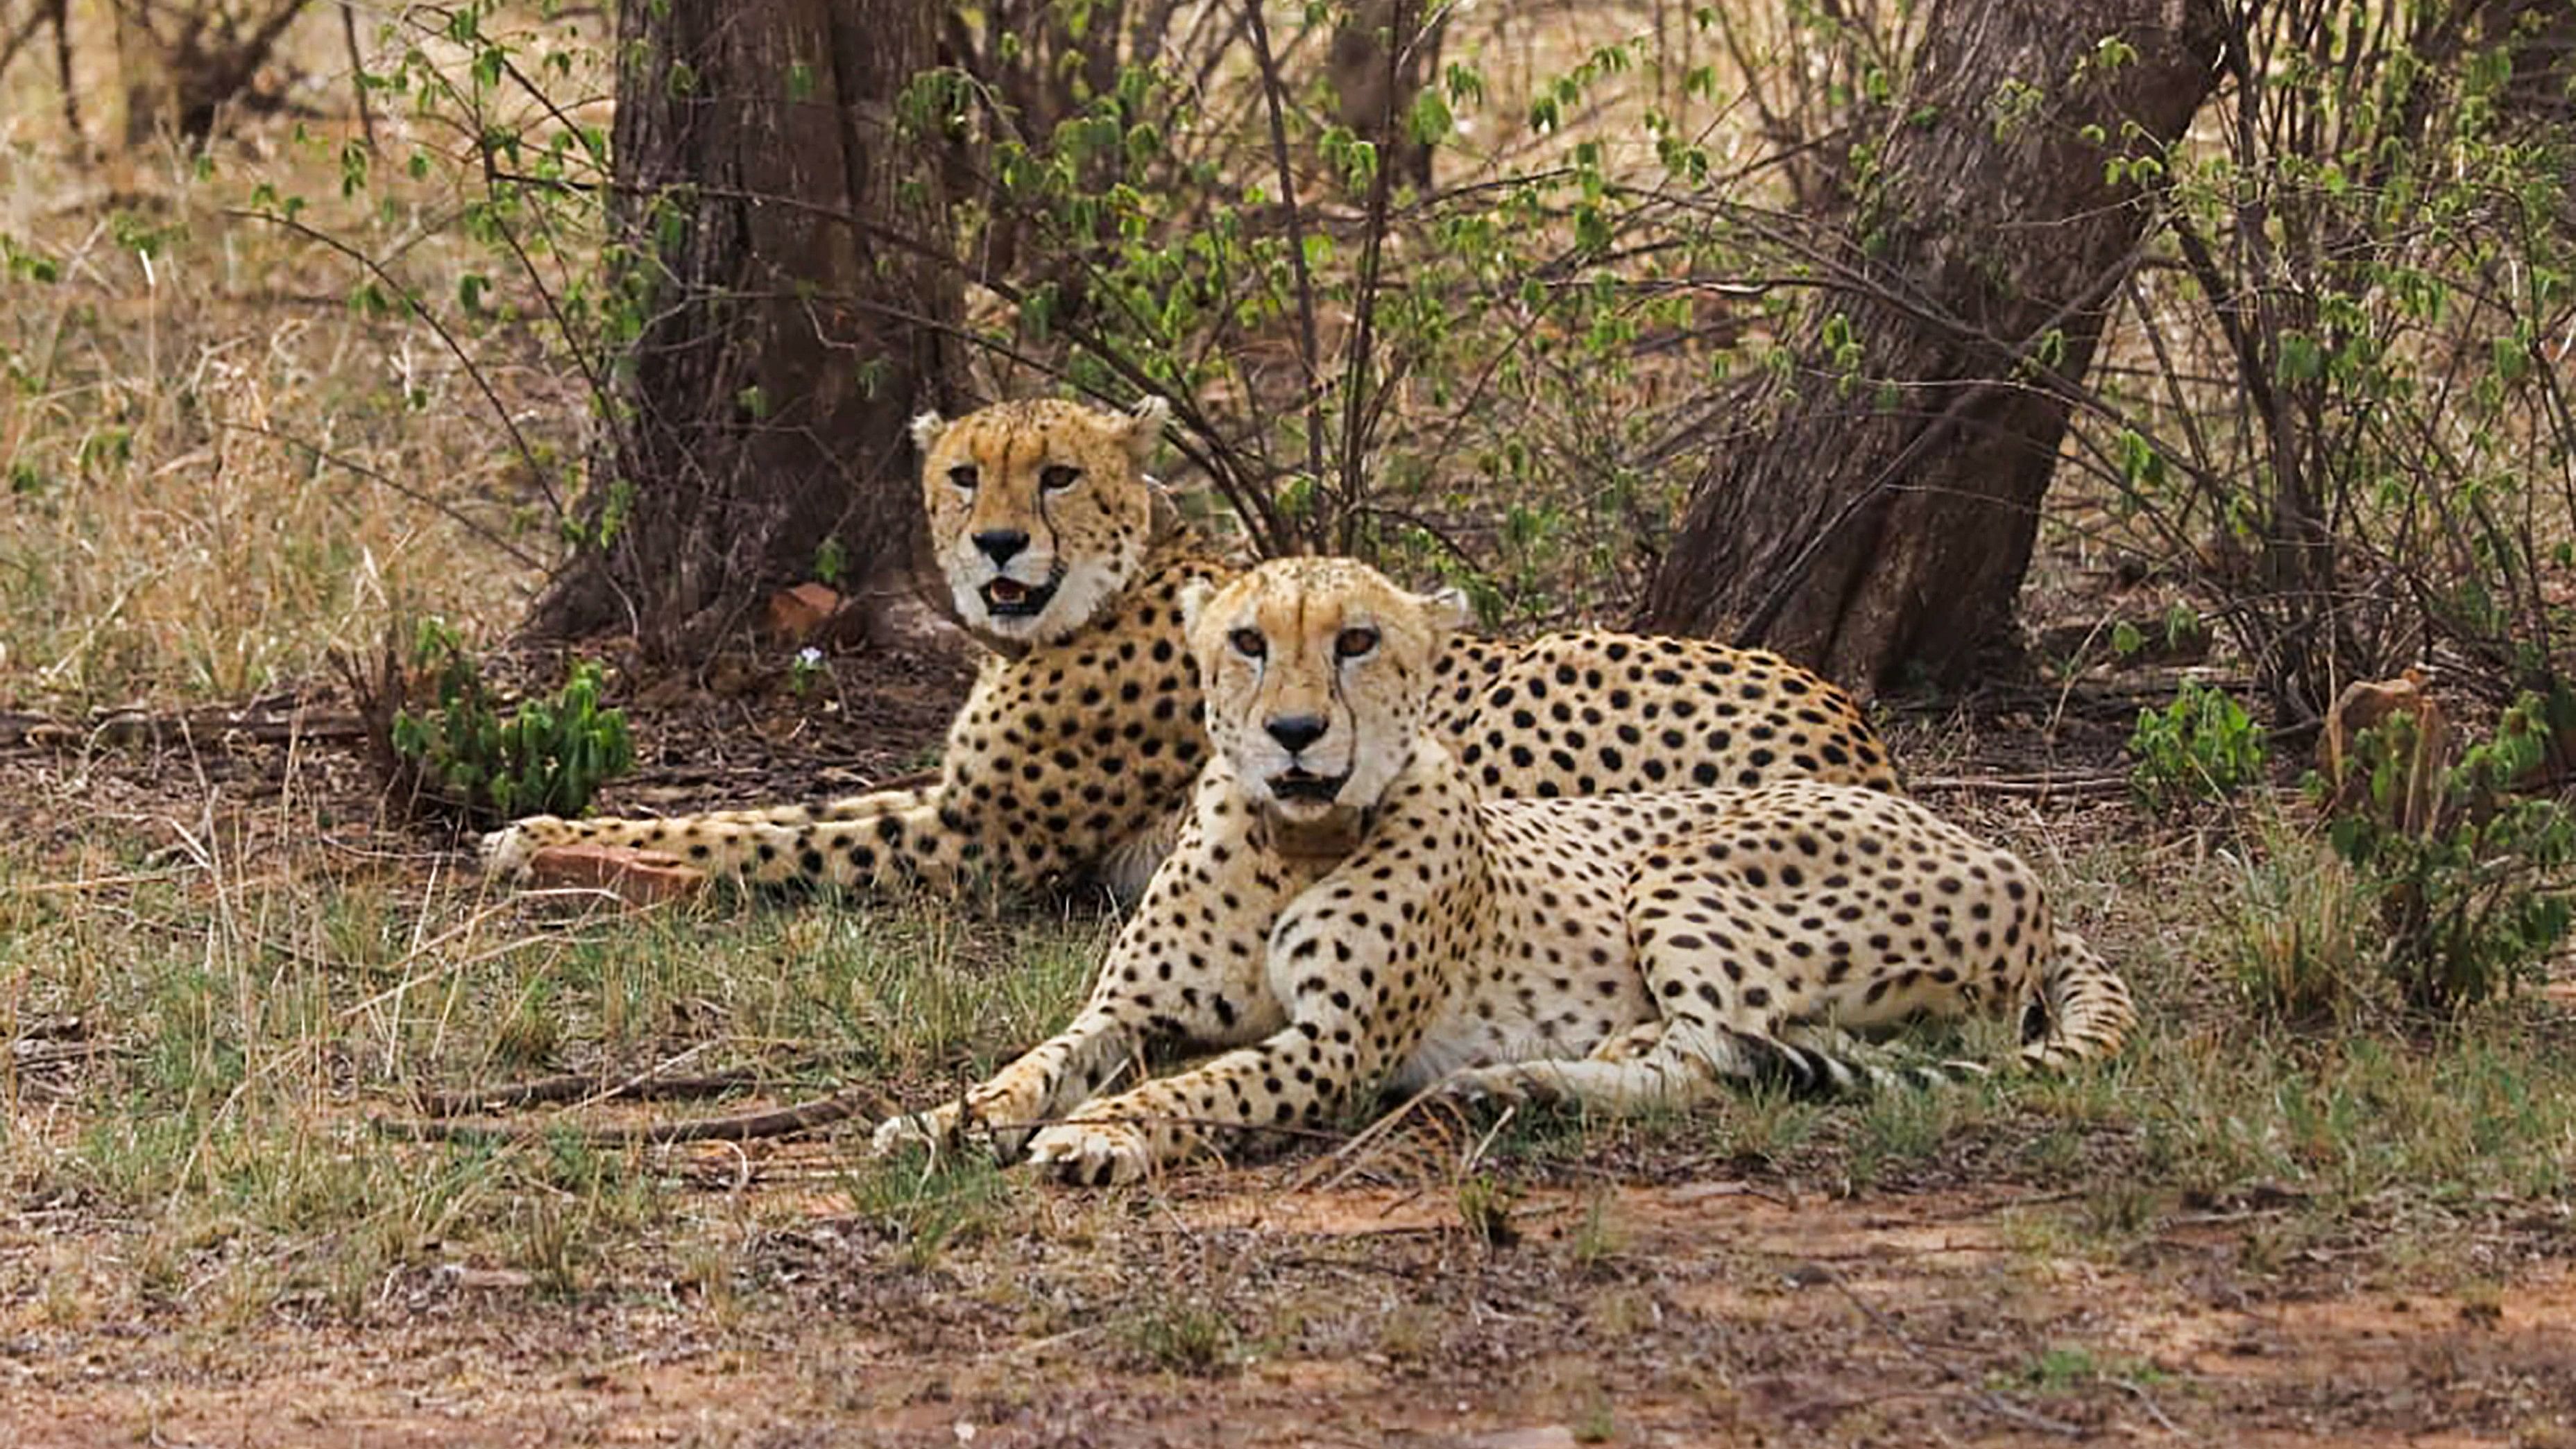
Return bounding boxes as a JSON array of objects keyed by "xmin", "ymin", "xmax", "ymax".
[
  {"xmin": 1228, "ymin": 628, "xmax": 1267, "ymax": 660},
  {"xmin": 1335, "ymin": 626, "xmax": 1380, "ymax": 659},
  {"xmin": 948, "ymin": 465, "xmax": 978, "ymax": 490},
  {"xmin": 1039, "ymin": 464, "xmax": 1082, "ymax": 492}
]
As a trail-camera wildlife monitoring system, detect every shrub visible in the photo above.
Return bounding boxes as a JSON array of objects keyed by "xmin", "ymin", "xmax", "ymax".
[
  {"xmin": 2228, "ymin": 685, "xmax": 2575, "ymax": 1022},
  {"xmin": 383, "ymin": 620, "xmax": 633, "ymax": 829},
  {"xmin": 2318, "ymin": 694, "xmax": 2576, "ymax": 1013},
  {"xmin": 2320, "ymin": 693, "xmax": 2576, "ymax": 1013},
  {"xmin": 2127, "ymin": 679, "xmax": 2269, "ymax": 812},
  {"xmin": 2069, "ymin": 0, "xmax": 2576, "ymax": 720}
]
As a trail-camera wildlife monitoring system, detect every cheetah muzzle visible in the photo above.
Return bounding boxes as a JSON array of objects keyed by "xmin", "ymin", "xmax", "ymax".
[
  {"xmin": 980, "ymin": 574, "xmax": 1058, "ymax": 619},
  {"xmin": 1267, "ymin": 769, "xmax": 1347, "ymax": 805}
]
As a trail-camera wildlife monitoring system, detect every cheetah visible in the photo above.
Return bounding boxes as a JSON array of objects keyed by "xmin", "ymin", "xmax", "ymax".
[
  {"xmin": 482, "ymin": 397, "xmax": 1898, "ymax": 901},
  {"xmin": 873, "ymin": 557, "xmax": 2134, "ymax": 1185}
]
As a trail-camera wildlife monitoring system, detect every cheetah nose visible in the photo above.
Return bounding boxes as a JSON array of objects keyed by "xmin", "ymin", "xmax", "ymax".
[
  {"xmin": 973, "ymin": 529, "xmax": 1031, "ymax": 565},
  {"xmin": 1265, "ymin": 714, "xmax": 1329, "ymax": 753}
]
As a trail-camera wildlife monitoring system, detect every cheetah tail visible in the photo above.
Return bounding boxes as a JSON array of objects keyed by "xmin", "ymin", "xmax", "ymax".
[
  {"xmin": 1734, "ymin": 1031, "xmax": 1989, "ymax": 1098},
  {"xmin": 2018, "ymin": 929, "xmax": 2136, "ymax": 1072}
]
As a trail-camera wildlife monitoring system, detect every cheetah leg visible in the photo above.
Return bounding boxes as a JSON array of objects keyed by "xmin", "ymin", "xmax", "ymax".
[
  {"xmin": 481, "ymin": 787, "xmax": 930, "ymax": 877},
  {"xmin": 870, "ymin": 1005, "xmax": 1150, "ymax": 1163},
  {"xmin": 491, "ymin": 791, "xmax": 1131, "ymax": 897},
  {"xmin": 1621, "ymin": 852, "xmax": 2040, "ymax": 1095},
  {"xmin": 873, "ymin": 968, "xmax": 1282, "ymax": 1167},
  {"xmin": 875, "ymin": 843, "xmax": 1290, "ymax": 1163},
  {"xmin": 1018, "ymin": 1022, "xmax": 1357, "ymax": 1188},
  {"xmin": 1020, "ymin": 875, "xmax": 1465, "ymax": 1187},
  {"xmin": 2018, "ymin": 930, "xmax": 2135, "ymax": 1070}
]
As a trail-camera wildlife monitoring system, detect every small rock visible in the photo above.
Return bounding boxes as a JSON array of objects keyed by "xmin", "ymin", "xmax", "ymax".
[
  {"xmin": 766, "ymin": 582, "xmax": 845, "ymax": 644},
  {"xmin": 523, "ymin": 843, "xmax": 708, "ymax": 906}
]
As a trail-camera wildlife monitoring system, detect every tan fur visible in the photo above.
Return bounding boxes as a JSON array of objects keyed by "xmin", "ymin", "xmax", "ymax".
[
  {"xmin": 876, "ymin": 559, "xmax": 2134, "ymax": 1185},
  {"xmin": 484, "ymin": 400, "xmax": 1902, "ymax": 904}
]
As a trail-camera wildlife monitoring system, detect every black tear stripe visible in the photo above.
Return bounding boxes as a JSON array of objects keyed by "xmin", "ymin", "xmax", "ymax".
[{"xmin": 998, "ymin": 425, "xmax": 1061, "ymax": 563}]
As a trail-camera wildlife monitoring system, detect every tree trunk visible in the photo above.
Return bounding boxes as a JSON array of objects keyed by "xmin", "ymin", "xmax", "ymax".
[
  {"xmin": 1329, "ymin": 0, "xmax": 1444, "ymax": 192},
  {"xmin": 529, "ymin": 0, "xmax": 964, "ymax": 661},
  {"xmin": 1639, "ymin": 0, "xmax": 2226, "ymax": 694}
]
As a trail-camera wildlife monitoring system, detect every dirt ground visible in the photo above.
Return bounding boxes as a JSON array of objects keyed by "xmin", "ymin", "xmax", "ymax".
[
  {"xmin": 3, "ymin": 635, "xmax": 2573, "ymax": 1449},
  {"xmin": 6, "ymin": 1166, "xmax": 2573, "ymax": 1448}
]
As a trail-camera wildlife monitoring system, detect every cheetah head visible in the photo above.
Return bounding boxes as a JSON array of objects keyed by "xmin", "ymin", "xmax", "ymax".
[
  {"xmin": 1182, "ymin": 557, "xmax": 1473, "ymax": 826},
  {"xmin": 912, "ymin": 397, "xmax": 1170, "ymax": 649}
]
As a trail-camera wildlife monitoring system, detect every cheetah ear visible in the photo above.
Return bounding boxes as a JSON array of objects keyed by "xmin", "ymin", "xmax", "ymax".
[
  {"xmin": 1117, "ymin": 395, "xmax": 1171, "ymax": 467},
  {"xmin": 1176, "ymin": 576, "xmax": 1216, "ymax": 636},
  {"xmin": 1419, "ymin": 585, "xmax": 1477, "ymax": 635},
  {"xmin": 1145, "ymin": 477, "xmax": 1184, "ymax": 542},
  {"xmin": 909, "ymin": 409, "xmax": 949, "ymax": 457}
]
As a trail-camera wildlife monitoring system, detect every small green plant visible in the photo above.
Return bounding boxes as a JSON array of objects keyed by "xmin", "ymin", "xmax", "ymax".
[
  {"xmin": 1115, "ymin": 1300, "xmax": 1240, "ymax": 1377},
  {"xmin": 2127, "ymin": 679, "xmax": 2269, "ymax": 812},
  {"xmin": 2320, "ymin": 692, "xmax": 2576, "ymax": 1013},
  {"xmin": 843, "ymin": 1153, "xmax": 1012, "ymax": 1269},
  {"xmin": 386, "ymin": 619, "xmax": 634, "ymax": 828},
  {"xmin": 2012, "ymin": 1344, "xmax": 2100, "ymax": 1393},
  {"xmin": 1456, "ymin": 1172, "xmax": 1521, "ymax": 1247},
  {"xmin": 1569, "ymin": 1185, "xmax": 1624, "ymax": 1269},
  {"xmin": 2000, "ymin": 1344, "xmax": 2170, "ymax": 1396},
  {"xmin": 788, "ymin": 645, "xmax": 826, "ymax": 697},
  {"xmin": 2108, "ymin": 603, "xmax": 2210, "ymax": 662}
]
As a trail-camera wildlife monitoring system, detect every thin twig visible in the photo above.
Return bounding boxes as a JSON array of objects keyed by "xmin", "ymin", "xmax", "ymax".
[
  {"xmin": 1, "ymin": 704, "xmax": 368, "ymax": 753},
  {"xmin": 1458, "ymin": 1103, "xmax": 1517, "ymax": 1176},
  {"xmin": 1907, "ymin": 774, "xmax": 2131, "ymax": 799},
  {"xmin": 1239, "ymin": 0, "xmax": 1330, "ymax": 527},
  {"xmin": 1331, "ymin": 0, "xmax": 1415, "ymax": 554},
  {"xmin": 223, "ymin": 206, "xmax": 558, "ymax": 515},
  {"xmin": 0, "ymin": 3, "xmax": 54, "ymax": 90},
  {"xmin": 2113, "ymin": 1375, "xmax": 2191, "ymax": 1438},
  {"xmin": 216, "ymin": 420, "xmax": 545, "ymax": 568},
  {"xmin": 373, "ymin": 1082, "xmax": 898, "ymax": 1147},
  {"xmin": 341, "ymin": 3, "xmax": 377, "ymax": 152},
  {"xmin": 408, "ymin": 1065, "xmax": 789, "ymax": 1117}
]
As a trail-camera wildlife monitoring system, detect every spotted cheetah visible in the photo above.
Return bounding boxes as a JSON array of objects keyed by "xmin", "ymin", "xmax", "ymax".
[
  {"xmin": 482, "ymin": 398, "xmax": 1898, "ymax": 900},
  {"xmin": 873, "ymin": 558, "xmax": 2134, "ymax": 1185}
]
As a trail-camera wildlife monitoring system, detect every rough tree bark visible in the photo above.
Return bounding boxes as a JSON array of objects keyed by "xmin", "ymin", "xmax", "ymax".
[
  {"xmin": 529, "ymin": 0, "xmax": 964, "ymax": 660},
  {"xmin": 1639, "ymin": 0, "xmax": 2226, "ymax": 694}
]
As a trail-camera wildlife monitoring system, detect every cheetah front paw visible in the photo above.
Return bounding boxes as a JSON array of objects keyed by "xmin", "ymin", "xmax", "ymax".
[
  {"xmin": 1433, "ymin": 1063, "xmax": 1542, "ymax": 1106},
  {"xmin": 873, "ymin": 1079, "xmax": 1051, "ymax": 1163},
  {"xmin": 870, "ymin": 1102, "xmax": 966, "ymax": 1158},
  {"xmin": 478, "ymin": 817, "xmax": 568, "ymax": 878},
  {"xmin": 1025, "ymin": 1118, "xmax": 1156, "ymax": 1187}
]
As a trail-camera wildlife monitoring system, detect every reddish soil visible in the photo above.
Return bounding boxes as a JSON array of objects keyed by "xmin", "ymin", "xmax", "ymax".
[{"xmin": 6, "ymin": 1167, "xmax": 2572, "ymax": 1447}]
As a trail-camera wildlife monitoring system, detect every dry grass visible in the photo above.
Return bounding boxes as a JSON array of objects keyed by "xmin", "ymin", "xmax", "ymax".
[
  {"xmin": 0, "ymin": 8, "xmax": 2570, "ymax": 1445},
  {"xmin": 0, "ymin": 7, "xmax": 597, "ymax": 709}
]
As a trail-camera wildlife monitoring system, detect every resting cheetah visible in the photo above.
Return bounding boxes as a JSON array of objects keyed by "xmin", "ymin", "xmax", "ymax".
[
  {"xmin": 483, "ymin": 398, "xmax": 1898, "ymax": 900},
  {"xmin": 873, "ymin": 558, "xmax": 2134, "ymax": 1185}
]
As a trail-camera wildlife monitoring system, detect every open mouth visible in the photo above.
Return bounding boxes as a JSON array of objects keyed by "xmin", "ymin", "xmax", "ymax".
[
  {"xmin": 1268, "ymin": 770, "xmax": 1347, "ymax": 805},
  {"xmin": 980, "ymin": 576, "xmax": 1059, "ymax": 619}
]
